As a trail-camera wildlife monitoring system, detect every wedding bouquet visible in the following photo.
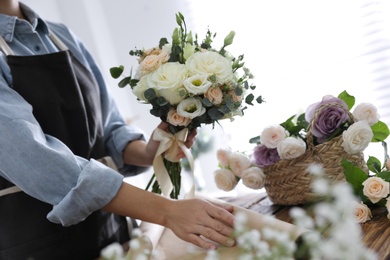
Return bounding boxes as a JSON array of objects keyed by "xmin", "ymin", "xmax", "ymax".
[{"xmin": 110, "ymin": 13, "xmax": 262, "ymax": 199}]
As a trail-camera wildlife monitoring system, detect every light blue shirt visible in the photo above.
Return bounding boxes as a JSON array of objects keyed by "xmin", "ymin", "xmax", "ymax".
[{"xmin": 0, "ymin": 3, "xmax": 148, "ymax": 226}]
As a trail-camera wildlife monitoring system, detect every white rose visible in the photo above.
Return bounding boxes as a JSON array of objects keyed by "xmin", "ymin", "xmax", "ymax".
[
  {"xmin": 342, "ymin": 121, "xmax": 373, "ymax": 154},
  {"xmin": 186, "ymin": 51, "xmax": 233, "ymax": 84},
  {"xmin": 241, "ymin": 167, "xmax": 265, "ymax": 190},
  {"xmin": 183, "ymin": 74, "xmax": 212, "ymax": 95},
  {"xmin": 277, "ymin": 137, "xmax": 306, "ymax": 160},
  {"xmin": 216, "ymin": 148, "xmax": 233, "ymax": 168},
  {"xmin": 132, "ymin": 75, "xmax": 150, "ymax": 102},
  {"xmin": 353, "ymin": 201, "xmax": 372, "ymax": 223},
  {"xmin": 352, "ymin": 102, "xmax": 380, "ymax": 126},
  {"xmin": 177, "ymin": 97, "xmax": 206, "ymax": 119},
  {"xmin": 229, "ymin": 152, "xmax": 252, "ymax": 177},
  {"xmin": 362, "ymin": 176, "xmax": 389, "ymax": 203},
  {"xmin": 214, "ymin": 169, "xmax": 238, "ymax": 191},
  {"xmin": 260, "ymin": 125, "xmax": 289, "ymax": 149},
  {"xmin": 147, "ymin": 62, "xmax": 188, "ymax": 105}
]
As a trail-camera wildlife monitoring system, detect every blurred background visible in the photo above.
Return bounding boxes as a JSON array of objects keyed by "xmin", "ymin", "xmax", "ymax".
[{"xmin": 22, "ymin": 0, "xmax": 390, "ymax": 196}]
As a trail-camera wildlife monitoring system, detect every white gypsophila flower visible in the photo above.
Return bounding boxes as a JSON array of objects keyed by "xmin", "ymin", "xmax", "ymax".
[
  {"xmin": 229, "ymin": 152, "xmax": 252, "ymax": 177},
  {"xmin": 311, "ymin": 178, "xmax": 330, "ymax": 196},
  {"xmin": 183, "ymin": 74, "xmax": 212, "ymax": 94},
  {"xmin": 131, "ymin": 228, "xmax": 143, "ymax": 238},
  {"xmin": 306, "ymin": 163, "xmax": 325, "ymax": 176},
  {"xmin": 260, "ymin": 124, "xmax": 289, "ymax": 149},
  {"xmin": 241, "ymin": 166, "xmax": 265, "ymax": 190},
  {"xmin": 213, "ymin": 168, "xmax": 238, "ymax": 191},
  {"xmin": 342, "ymin": 120, "xmax": 374, "ymax": 154},
  {"xmin": 186, "ymin": 51, "xmax": 234, "ymax": 84},
  {"xmin": 100, "ymin": 242, "xmax": 124, "ymax": 260},
  {"xmin": 134, "ymin": 255, "xmax": 148, "ymax": 260},
  {"xmin": 176, "ymin": 97, "xmax": 206, "ymax": 119},
  {"xmin": 130, "ymin": 239, "xmax": 141, "ymax": 250},
  {"xmin": 277, "ymin": 136, "xmax": 306, "ymax": 160},
  {"xmin": 234, "ymin": 211, "xmax": 248, "ymax": 233},
  {"xmin": 147, "ymin": 62, "xmax": 188, "ymax": 105},
  {"xmin": 205, "ymin": 250, "xmax": 219, "ymax": 260},
  {"xmin": 352, "ymin": 102, "xmax": 380, "ymax": 126},
  {"xmin": 290, "ymin": 207, "xmax": 315, "ymax": 230}
]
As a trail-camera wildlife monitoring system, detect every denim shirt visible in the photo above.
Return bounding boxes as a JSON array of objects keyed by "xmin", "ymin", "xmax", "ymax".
[{"xmin": 0, "ymin": 4, "xmax": 147, "ymax": 226}]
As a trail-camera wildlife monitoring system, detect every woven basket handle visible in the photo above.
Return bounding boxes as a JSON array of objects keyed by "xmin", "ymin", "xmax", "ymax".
[{"xmin": 306, "ymin": 102, "xmax": 355, "ymax": 150}]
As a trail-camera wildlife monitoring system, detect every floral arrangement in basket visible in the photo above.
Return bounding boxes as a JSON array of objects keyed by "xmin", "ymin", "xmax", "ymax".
[
  {"xmin": 248, "ymin": 90, "xmax": 390, "ymax": 205},
  {"xmin": 110, "ymin": 13, "xmax": 262, "ymax": 199}
]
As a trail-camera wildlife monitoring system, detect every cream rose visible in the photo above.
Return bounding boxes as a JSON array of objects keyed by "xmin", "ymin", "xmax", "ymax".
[
  {"xmin": 216, "ymin": 148, "xmax": 233, "ymax": 168},
  {"xmin": 167, "ymin": 109, "xmax": 191, "ymax": 127},
  {"xmin": 204, "ymin": 87, "xmax": 223, "ymax": 105},
  {"xmin": 362, "ymin": 176, "xmax": 390, "ymax": 203},
  {"xmin": 260, "ymin": 125, "xmax": 289, "ymax": 149},
  {"xmin": 214, "ymin": 168, "xmax": 238, "ymax": 191},
  {"xmin": 177, "ymin": 97, "xmax": 206, "ymax": 119},
  {"xmin": 132, "ymin": 75, "xmax": 150, "ymax": 102},
  {"xmin": 342, "ymin": 121, "xmax": 373, "ymax": 154},
  {"xmin": 353, "ymin": 201, "xmax": 372, "ymax": 223},
  {"xmin": 147, "ymin": 62, "xmax": 188, "ymax": 105},
  {"xmin": 183, "ymin": 74, "xmax": 212, "ymax": 95},
  {"xmin": 352, "ymin": 102, "xmax": 380, "ymax": 126},
  {"xmin": 186, "ymin": 51, "xmax": 233, "ymax": 84},
  {"xmin": 277, "ymin": 137, "xmax": 306, "ymax": 160},
  {"xmin": 138, "ymin": 52, "xmax": 169, "ymax": 76},
  {"xmin": 241, "ymin": 167, "xmax": 265, "ymax": 190},
  {"xmin": 229, "ymin": 152, "xmax": 252, "ymax": 177}
]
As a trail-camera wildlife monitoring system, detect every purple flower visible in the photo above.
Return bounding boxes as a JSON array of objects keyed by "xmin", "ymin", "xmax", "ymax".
[
  {"xmin": 253, "ymin": 145, "xmax": 280, "ymax": 167},
  {"xmin": 305, "ymin": 95, "xmax": 348, "ymax": 123},
  {"xmin": 312, "ymin": 105, "xmax": 349, "ymax": 143}
]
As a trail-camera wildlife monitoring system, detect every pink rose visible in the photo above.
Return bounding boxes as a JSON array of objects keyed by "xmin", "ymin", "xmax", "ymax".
[
  {"xmin": 228, "ymin": 89, "xmax": 243, "ymax": 102},
  {"xmin": 229, "ymin": 152, "xmax": 251, "ymax": 177},
  {"xmin": 353, "ymin": 201, "xmax": 372, "ymax": 223},
  {"xmin": 216, "ymin": 148, "xmax": 233, "ymax": 168},
  {"xmin": 167, "ymin": 109, "xmax": 191, "ymax": 127},
  {"xmin": 205, "ymin": 87, "xmax": 223, "ymax": 105},
  {"xmin": 241, "ymin": 167, "xmax": 265, "ymax": 189},
  {"xmin": 260, "ymin": 125, "xmax": 288, "ymax": 149},
  {"xmin": 214, "ymin": 169, "xmax": 238, "ymax": 191}
]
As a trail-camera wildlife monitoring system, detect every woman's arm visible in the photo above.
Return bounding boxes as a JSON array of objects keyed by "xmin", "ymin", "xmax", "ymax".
[{"xmin": 103, "ymin": 182, "xmax": 236, "ymax": 250}]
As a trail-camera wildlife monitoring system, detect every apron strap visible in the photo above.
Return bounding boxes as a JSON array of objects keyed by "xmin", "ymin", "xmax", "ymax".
[
  {"xmin": 0, "ymin": 35, "xmax": 14, "ymax": 55},
  {"xmin": 0, "ymin": 30, "xmax": 68, "ymax": 55},
  {"xmin": 0, "ymin": 186, "xmax": 22, "ymax": 197}
]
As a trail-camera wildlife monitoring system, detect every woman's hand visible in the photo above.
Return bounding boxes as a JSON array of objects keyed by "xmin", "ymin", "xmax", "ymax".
[{"xmin": 163, "ymin": 198, "xmax": 236, "ymax": 250}]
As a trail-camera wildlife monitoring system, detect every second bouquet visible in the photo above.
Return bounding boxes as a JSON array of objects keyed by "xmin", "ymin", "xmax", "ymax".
[{"xmin": 111, "ymin": 13, "xmax": 262, "ymax": 199}]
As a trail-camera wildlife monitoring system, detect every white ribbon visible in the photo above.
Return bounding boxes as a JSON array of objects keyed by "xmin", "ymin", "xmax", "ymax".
[{"xmin": 152, "ymin": 128, "xmax": 195, "ymax": 198}]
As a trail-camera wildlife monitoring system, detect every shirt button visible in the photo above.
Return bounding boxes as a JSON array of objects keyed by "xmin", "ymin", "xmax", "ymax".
[{"xmin": 34, "ymin": 45, "xmax": 41, "ymax": 52}]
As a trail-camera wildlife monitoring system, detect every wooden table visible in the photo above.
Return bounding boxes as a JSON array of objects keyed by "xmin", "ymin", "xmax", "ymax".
[{"xmin": 221, "ymin": 192, "xmax": 390, "ymax": 259}]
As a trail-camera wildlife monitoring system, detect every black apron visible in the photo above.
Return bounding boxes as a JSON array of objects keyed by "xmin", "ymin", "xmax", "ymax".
[{"xmin": 0, "ymin": 32, "xmax": 130, "ymax": 260}]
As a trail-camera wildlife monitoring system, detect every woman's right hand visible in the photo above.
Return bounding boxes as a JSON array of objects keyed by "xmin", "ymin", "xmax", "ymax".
[{"xmin": 162, "ymin": 198, "xmax": 236, "ymax": 250}]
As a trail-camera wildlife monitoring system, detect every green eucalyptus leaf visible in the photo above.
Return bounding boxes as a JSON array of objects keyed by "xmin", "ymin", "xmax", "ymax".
[
  {"xmin": 144, "ymin": 88, "xmax": 157, "ymax": 101},
  {"xmin": 371, "ymin": 120, "xmax": 390, "ymax": 142},
  {"xmin": 342, "ymin": 158, "xmax": 368, "ymax": 196},
  {"xmin": 110, "ymin": 66, "xmax": 124, "ymax": 79},
  {"xmin": 159, "ymin": 38, "xmax": 169, "ymax": 49},
  {"xmin": 256, "ymin": 95, "xmax": 265, "ymax": 104},
  {"xmin": 118, "ymin": 76, "xmax": 130, "ymax": 88},
  {"xmin": 249, "ymin": 135, "xmax": 260, "ymax": 144},
  {"xmin": 156, "ymin": 96, "xmax": 168, "ymax": 106},
  {"xmin": 367, "ymin": 156, "xmax": 381, "ymax": 173},
  {"xmin": 202, "ymin": 97, "xmax": 213, "ymax": 107},
  {"xmin": 338, "ymin": 90, "xmax": 355, "ymax": 110},
  {"xmin": 208, "ymin": 107, "xmax": 224, "ymax": 120},
  {"xmin": 245, "ymin": 93, "xmax": 254, "ymax": 105}
]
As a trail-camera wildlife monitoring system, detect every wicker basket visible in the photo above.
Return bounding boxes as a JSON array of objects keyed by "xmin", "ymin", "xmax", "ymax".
[{"xmin": 263, "ymin": 103, "xmax": 368, "ymax": 205}]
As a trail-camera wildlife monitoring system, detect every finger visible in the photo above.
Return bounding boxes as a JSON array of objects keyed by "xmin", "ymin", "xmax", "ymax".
[
  {"xmin": 210, "ymin": 201, "xmax": 235, "ymax": 214},
  {"xmin": 197, "ymin": 226, "xmax": 235, "ymax": 247},
  {"xmin": 207, "ymin": 205, "xmax": 235, "ymax": 227},
  {"xmin": 186, "ymin": 234, "xmax": 218, "ymax": 250}
]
